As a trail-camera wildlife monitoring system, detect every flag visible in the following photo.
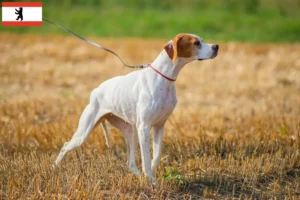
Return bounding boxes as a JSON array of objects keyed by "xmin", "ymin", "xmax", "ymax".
[{"xmin": 2, "ymin": 2, "xmax": 42, "ymax": 26}]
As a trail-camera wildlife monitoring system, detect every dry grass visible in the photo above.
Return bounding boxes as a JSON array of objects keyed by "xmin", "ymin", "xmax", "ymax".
[{"xmin": 0, "ymin": 33, "xmax": 300, "ymax": 199}]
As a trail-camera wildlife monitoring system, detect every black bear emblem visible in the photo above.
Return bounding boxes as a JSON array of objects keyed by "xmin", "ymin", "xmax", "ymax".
[{"xmin": 15, "ymin": 7, "xmax": 23, "ymax": 21}]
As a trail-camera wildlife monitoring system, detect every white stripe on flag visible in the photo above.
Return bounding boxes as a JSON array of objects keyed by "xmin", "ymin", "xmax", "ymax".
[{"xmin": 2, "ymin": 7, "xmax": 42, "ymax": 22}]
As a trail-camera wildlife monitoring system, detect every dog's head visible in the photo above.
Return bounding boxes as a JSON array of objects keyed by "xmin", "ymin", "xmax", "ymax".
[{"xmin": 164, "ymin": 33, "xmax": 218, "ymax": 63}]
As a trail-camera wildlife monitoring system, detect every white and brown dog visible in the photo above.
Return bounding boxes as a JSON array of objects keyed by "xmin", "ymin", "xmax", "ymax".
[{"xmin": 55, "ymin": 33, "xmax": 218, "ymax": 183}]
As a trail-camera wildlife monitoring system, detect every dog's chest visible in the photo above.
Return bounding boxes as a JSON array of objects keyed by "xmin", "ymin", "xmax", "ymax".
[{"xmin": 146, "ymin": 86, "xmax": 177, "ymax": 124}]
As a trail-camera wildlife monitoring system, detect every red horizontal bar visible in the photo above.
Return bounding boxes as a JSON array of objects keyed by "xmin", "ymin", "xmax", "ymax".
[
  {"xmin": 2, "ymin": 2, "xmax": 42, "ymax": 7},
  {"xmin": 2, "ymin": 21, "xmax": 42, "ymax": 26}
]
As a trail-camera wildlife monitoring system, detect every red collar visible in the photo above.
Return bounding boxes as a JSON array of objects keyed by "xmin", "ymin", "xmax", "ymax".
[{"xmin": 148, "ymin": 63, "xmax": 176, "ymax": 82}]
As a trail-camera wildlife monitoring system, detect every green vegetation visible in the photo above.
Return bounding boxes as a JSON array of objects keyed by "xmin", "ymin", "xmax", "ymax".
[
  {"xmin": 164, "ymin": 169, "xmax": 184, "ymax": 185},
  {"xmin": 1, "ymin": 0, "xmax": 300, "ymax": 41}
]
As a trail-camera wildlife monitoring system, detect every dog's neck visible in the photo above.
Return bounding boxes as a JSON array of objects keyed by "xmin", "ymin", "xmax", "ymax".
[{"xmin": 151, "ymin": 50, "xmax": 194, "ymax": 81}]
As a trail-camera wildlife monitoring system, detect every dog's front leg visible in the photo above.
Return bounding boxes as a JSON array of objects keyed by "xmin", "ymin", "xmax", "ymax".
[
  {"xmin": 137, "ymin": 124, "xmax": 155, "ymax": 183},
  {"xmin": 151, "ymin": 124, "xmax": 165, "ymax": 172}
]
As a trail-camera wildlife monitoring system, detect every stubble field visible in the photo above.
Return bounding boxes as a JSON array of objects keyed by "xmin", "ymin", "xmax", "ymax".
[{"xmin": 0, "ymin": 33, "xmax": 300, "ymax": 199}]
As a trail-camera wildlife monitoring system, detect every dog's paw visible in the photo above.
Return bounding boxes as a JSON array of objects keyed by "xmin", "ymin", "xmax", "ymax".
[
  {"xmin": 148, "ymin": 176, "xmax": 157, "ymax": 185},
  {"xmin": 130, "ymin": 167, "xmax": 141, "ymax": 176},
  {"xmin": 105, "ymin": 142, "xmax": 110, "ymax": 148}
]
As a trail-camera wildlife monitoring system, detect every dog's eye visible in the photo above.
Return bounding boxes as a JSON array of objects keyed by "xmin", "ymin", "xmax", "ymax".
[{"xmin": 194, "ymin": 41, "xmax": 200, "ymax": 46}]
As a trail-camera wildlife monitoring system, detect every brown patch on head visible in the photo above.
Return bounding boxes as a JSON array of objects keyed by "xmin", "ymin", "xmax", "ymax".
[{"xmin": 172, "ymin": 34, "xmax": 200, "ymax": 62}]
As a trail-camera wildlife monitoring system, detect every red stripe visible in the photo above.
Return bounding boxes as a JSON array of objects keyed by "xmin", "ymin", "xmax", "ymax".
[
  {"xmin": 2, "ymin": 2, "xmax": 42, "ymax": 7},
  {"xmin": 148, "ymin": 64, "xmax": 176, "ymax": 82},
  {"xmin": 2, "ymin": 21, "xmax": 42, "ymax": 26}
]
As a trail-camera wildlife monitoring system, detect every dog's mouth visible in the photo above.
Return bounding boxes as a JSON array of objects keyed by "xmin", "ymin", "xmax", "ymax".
[
  {"xmin": 211, "ymin": 51, "xmax": 218, "ymax": 59},
  {"xmin": 198, "ymin": 51, "xmax": 218, "ymax": 61}
]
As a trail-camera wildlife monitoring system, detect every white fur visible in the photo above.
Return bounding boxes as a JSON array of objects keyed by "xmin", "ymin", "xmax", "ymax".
[{"xmin": 54, "ymin": 33, "xmax": 218, "ymax": 183}]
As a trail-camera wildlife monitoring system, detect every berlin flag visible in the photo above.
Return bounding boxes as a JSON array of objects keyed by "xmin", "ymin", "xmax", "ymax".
[{"xmin": 2, "ymin": 2, "xmax": 42, "ymax": 26}]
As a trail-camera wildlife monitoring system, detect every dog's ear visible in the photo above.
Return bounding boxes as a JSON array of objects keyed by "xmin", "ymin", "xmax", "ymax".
[
  {"xmin": 164, "ymin": 40, "xmax": 174, "ymax": 61},
  {"xmin": 172, "ymin": 34, "xmax": 184, "ymax": 63}
]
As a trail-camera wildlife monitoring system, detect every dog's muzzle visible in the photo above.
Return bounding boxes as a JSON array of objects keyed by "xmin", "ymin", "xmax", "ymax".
[{"xmin": 198, "ymin": 44, "xmax": 219, "ymax": 61}]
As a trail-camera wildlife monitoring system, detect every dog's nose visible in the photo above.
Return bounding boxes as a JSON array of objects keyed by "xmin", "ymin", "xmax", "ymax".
[{"xmin": 212, "ymin": 44, "xmax": 219, "ymax": 51}]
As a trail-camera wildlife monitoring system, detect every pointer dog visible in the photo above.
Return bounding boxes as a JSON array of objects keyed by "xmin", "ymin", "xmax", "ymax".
[{"xmin": 55, "ymin": 33, "xmax": 219, "ymax": 183}]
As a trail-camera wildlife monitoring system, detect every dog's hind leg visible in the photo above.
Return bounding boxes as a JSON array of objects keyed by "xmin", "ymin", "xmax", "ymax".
[
  {"xmin": 101, "ymin": 121, "xmax": 110, "ymax": 148},
  {"xmin": 55, "ymin": 90, "xmax": 107, "ymax": 165},
  {"xmin": 105, "ymin": 115, "xmax": 140, "ymax": 175},
  {"xmin": 125, "ymin": 126, "xmax": 140, "ymax": 175}
]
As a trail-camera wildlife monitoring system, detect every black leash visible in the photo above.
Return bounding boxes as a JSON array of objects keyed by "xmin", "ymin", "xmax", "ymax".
[{"xmin": 42, "ymin": 17, "xmax": 147, "ymax": 69}]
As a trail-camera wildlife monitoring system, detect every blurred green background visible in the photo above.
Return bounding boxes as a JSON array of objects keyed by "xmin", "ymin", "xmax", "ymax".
[{"xmin": 1, "ymin": 0, "xmax": 300, "ymax": 42}]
